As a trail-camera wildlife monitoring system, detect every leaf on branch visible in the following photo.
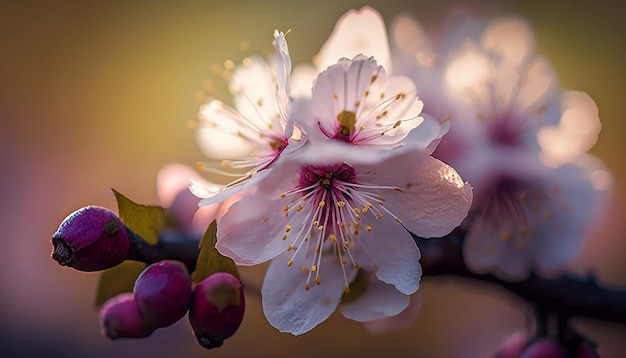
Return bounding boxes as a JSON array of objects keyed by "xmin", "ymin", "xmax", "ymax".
[
  {"xmin": 112, "ymin": 189, "xmax": 165, "ymax": 244},
  {"xmin": 191, "ymin": 220, "xmax": 240, "ymax": 284},
  {"xmin": 95, "ymin": 189, "xmax": 166, "ymax": 306},
  {"xmin": 95, "ymin": 261, "xmax": 146, "ymax": 306}
]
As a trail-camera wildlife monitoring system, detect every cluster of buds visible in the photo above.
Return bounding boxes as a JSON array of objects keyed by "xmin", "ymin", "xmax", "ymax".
[{"xmin": 51, "ymin": 206, "xmax": 245, "ymax": 350}]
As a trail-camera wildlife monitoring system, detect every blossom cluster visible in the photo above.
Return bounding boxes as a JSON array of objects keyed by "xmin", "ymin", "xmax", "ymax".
[{"xmin": 190, "ymin": 6, "xmax": 610, "ymax": 336}]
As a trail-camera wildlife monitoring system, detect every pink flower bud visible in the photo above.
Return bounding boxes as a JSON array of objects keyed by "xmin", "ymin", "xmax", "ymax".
[
  {"xmin": 496, "ymin": 332, "xmax": 530, "ymax": 358},
  {"xmin": 520, "ymin": 339, "xmax": 567, "ymax": 358},
  {"xmin": 51, "ymin": 206, "xmax": 130, "ymax": 271},
  {"xmin": 99, "ymin": 293, "xmax": 154, "ymax": 339},
  {"xmin": 133, "ymin": 260, "xmax": 192, "ymax": 328},
  {"xmin": 188, "ymin": 272, "xmax": 245, "ymax": 349}
]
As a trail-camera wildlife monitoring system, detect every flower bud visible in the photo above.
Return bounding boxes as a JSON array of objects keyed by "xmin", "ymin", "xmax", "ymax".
[
  {"xmin": 188, "ymin": 272, "xmax": 245, "ymax": 349},
  {"xmin": 99, "ymin": 293, "xmax": 154, "ymax": 339},
  {"xmin": 51, "ymin": 206, "xmax": 130, "ymax": 271},
  {"xmin": 520, "ymin": 338, "xmax": 567, "ymax": 358},
  {"xmin": 133, "ymin": 260, "xmax": 192, "ymax": 328}
]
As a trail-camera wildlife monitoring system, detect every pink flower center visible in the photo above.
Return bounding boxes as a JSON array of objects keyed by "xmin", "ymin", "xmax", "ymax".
[{"xmin": 278, "ymin": 163, "xmax": 399, "ymax": 292}]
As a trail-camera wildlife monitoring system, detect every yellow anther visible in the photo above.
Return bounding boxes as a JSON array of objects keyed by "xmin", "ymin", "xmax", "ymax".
[
  {"xmin": 344, "ymin": 286, "xmax": 350, "ymax": 294},
  {"xmin": 285, "ymin": 225, "xmax": 292, "ymax": 232},
  {"xmin": 311, "ymin": 265, "xmax": 317, "ymax": 272},
  {"xmin": 365, "ymin": 90, "xmax": 370, "ymax": 97},
  {"xmin": 332, "ymin": 93, "xmax": 338, "ymax": 100},
  {"xmin": 296, "ymin": 205, "xmax": 304, "ymax": 212},
  {"xmin": 287, "ymin": 245, "xmax": 292, "ymax": 250},
  {"xmin": 316, "ymin": 276, "xmax": 321, "ymax": 285},
  {"xmin": 337, "ymin": 201, "xmax": 346, "ymax": 207},
  {"xmin": 341, "ymin": 259, "xmax": 347, "ymax": 265},
  {"xmin": 280, "ymin": 193, "xmax": 286, "ymax": 198},
  {"xmin": 283, "ymin": 205, "xmax": 289, "ymax": 212},
  {"xmin": 395, "ymin": 218, "xmax": 403, "ymax": 224},
  {"xmin": 354, "ymin": 100, "xmax": 361, "ymax": 108},
  {"xmin": 318, "ymin": 225, "xmax": 324, "ymax": 231},
  {"xmin": 282, "ymin": 234, "xmax": 287, "ymax": 241},
  {"xmin": 393, "ymin": 120, "xmax": 402, "ymax": 128},
  {"xmin": 305, "ymin": 284, "xmax": 310, "ymax": 291},
  {"xmin": 354, "ymin": 263, "xmax": 359, "ymax": 270},
  {"xmin": 366, "ymin": 225, "xmax": 372, "ymax": 231},
  {"xmin": 313, "ymin": 220, "xmax": 319, "ymax": 226},
  {"xmin": 354, "ymin": 208, "xmax": 361, "ymax": 213},
  {"xmin": 370, "ymin": 75, "xmax": 378, "ymax": 84},
  {"xmin": 318, "ymin": 201, "xmax": 325, "ymax": 207},
  {"xmin": 377, "ymin": 213, "xmax": 383, "ymax": 220},
  {"xmin": 361, "ymin": 207, "xmax": 368, "ymax": 213},
  {"xmin": 287, "ymin": 259, "xmax": 293, "ymax": 267}
]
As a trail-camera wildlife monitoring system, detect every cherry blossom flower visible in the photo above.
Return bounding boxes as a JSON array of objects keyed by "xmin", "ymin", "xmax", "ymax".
[
  {"xmin": 461, "ymin": 151, "xmax": 611, "ymax": 280},
  {"xmin": 390, "ymin": 14, "xmax": 612, "ymax": 280},
  {"xmin": 298, "ymin": 55, "xmax": 425, "ymax": 149},
  {"xmin": 192, "ymin": 30, "xmax": 302, "ymax": 206},
  {"xmin": 215, "ymin": 142, "xmax": 472, "ymax": 334},
  {"xmin": 292, "ymin": 7, "xmax": 450, "ymax": 153}
]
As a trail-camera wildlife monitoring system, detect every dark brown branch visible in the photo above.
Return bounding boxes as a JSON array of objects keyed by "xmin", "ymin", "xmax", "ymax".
[{"xmin": 414, "ymin": 232, "xmax": 626, "ymax": 324}]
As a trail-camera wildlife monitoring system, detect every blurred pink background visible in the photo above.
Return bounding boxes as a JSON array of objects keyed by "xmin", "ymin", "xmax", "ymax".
[{"xmin": 1, "ymin": 1, "xmax": 624, "ymax": 357}]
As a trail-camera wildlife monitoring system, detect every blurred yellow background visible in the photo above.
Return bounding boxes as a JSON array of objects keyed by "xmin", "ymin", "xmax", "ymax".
[{"xmin": 1, "ymin": 0, "xmax": 624, "ymax": 357}]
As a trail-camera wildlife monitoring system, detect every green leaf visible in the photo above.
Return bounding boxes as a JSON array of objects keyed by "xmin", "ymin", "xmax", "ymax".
[
  {"xmin": 191, "ymin": 220, "xmax": 240, "ymax": 284},
  {"xmin": 112, "ymin": 189, "xmax": 165, "ymax": 244},
  {"xmin": 95, "ymin": 189, "xmax": 166, "ymax": 306},
  {"xmin": 95, "ymin": 261, "xmax": 146, "ymax": 306}
]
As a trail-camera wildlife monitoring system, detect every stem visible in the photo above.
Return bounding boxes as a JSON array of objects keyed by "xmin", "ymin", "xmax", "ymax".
[{"xmin": 125, "ymin": 228, "xmax": 200, "ymax": 272}]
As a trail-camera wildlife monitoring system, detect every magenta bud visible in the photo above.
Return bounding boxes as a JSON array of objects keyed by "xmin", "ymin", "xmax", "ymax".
[
  {"xmin": 99, "ymin": 293, "xmax": 155, "ymax": 339},
  {"xmin": 188, "ymin": 272, "xmax": 245, "ymax": 350},
  {"xmin": 520, "ymin": 338, "xmax": 566, "ymax": 358},
  {"xmin": 51, "ymin": 206, "xmax": 130, "ymax": 271},
  {"xmin": 496, "ymin": 332, "xmax": 529, "ymax": 358},
  {"xmin": 133, "ymin": 260, "xmax": 192, "ymax": 328}
]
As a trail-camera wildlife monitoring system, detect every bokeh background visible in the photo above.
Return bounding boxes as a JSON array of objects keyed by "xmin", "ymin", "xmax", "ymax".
[{"xmin": 1, "ymin": 0, "xmax": 625, "ymax": 357}]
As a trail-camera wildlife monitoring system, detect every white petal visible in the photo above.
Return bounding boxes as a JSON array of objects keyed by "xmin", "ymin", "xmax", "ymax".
[
  {"xmin": 216, "ymin": 190, "xmax": 292, "ymax": 265},
  {"xmin": 355, "ymin": 214, "xmax": 421, "ymax": 295},
  {"xmin": 364, "ymin": 152, "xmax": 473, "ymax": 237},
  {"xmin": 363, "ymin": 290, "xmax": 424, "ymax": 335},
  {"xmin": 317, "ymin": 6, "xmax": 391, "ymax": 72},
  {"xmin": 340, "ymin": 272, "xmax": 410, "ymax": 322},
  {"xmin": 262, "ymin": 250, "xmax": 356, "ymax": 335},
  {"xmin": 481, "ymin": 18, "xmax": 534, "ymax": 66},
  {"xmin": 196, "ymin": 100, "xmax": 267, "ymax": 159}
]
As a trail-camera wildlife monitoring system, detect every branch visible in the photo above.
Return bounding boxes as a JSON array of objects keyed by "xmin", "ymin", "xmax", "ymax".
[
  {"xmin": 125, "ymin": 225, "xmax": 626, "ymax": 325},
  {"xmin": 414, "ymin": 232, "xmax": 626, "ymax": 324}
]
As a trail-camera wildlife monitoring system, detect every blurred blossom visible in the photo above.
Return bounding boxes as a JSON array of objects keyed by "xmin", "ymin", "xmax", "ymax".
[
  {"xmin": 390, "ymin": 11, "xmax": 612, "ymax": 280},
  {"xmin": 157, "ymin": 163, "xmax": 233, "ymax": 236}
]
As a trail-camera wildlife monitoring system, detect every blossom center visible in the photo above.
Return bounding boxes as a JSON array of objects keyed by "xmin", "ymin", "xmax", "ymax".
[
  {"xmin": 470, "ymin": 177, "xmax": 561, "ymax": 253},
  {"xmin": 335, "ymin": 110, "xmax": 357, "ymax": 141},
  {"xmin": 279, "ymin": 163, "xmax": 390, "ymax": 293}
]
